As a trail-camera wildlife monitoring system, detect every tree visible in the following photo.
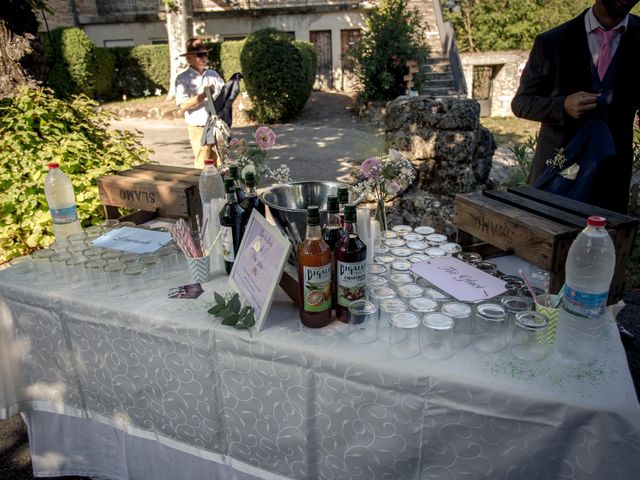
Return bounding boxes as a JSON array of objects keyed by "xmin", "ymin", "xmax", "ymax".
[
  {"xmin": 164, "ymin": 0, "xmax": 193, "ymax": 98},
  {"xmin": 0, "ymin": 0, "xmax": 47, "ymax": 99},
  {"xmin": 350, "ymin": 0, "xmax": 429, "ymax": 101}
]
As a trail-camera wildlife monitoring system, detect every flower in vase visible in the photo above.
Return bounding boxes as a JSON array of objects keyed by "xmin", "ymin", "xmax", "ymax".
[
  {"xmin": 255, "ymin": 126, "xmax": 276, "ymax": 150},
  {"xmin": 361, "ymin": 157, "xmax": 382, "ymax": 180}
]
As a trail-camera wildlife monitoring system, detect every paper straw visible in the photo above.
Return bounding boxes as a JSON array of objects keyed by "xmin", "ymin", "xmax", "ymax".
[{"xmin": 518, "ymin": 269, "xmax": 539, "ymax": 303}]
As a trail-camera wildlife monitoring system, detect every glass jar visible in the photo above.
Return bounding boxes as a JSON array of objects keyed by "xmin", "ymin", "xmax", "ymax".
[
  {"xmin": 385, "ymin": 238, "xmax": 406, "ymax": 249},
  {"xmin": 124, "ymin": 263, "xmax": 150, "ymax": 299},
  {"xmin": 501, "ymin": 296, "xmax": 534, "ymax": 341},
  {"xmin": 441, "ymin": 302, "xmax": 473, "ymax": 348},
  {"xmin": 367, "ymin": 263, "xmax": 388, "ymax": 277},
  {"xmin": 381, "ymin": 231, "xmax": 398, "ymax": 241},
  {"xmin": 379, "ymin": 298, "xmax": 407, "ymax": 342},
  {"xmin": 65, "ymin": 255, "xmax": 89, "ymax": 290},
  {"xmin": 440, "ymin": 242, "xmax": 462, "ymax": 256},
  {"xmin": 475, "ymin": 261, "xmax": 498, "ymax": 276},
  {"xmin": 85, "ymin": 225, "xmax": 103, "ymax": 237},
  {"xmin": 425, "ymin": 247, "xmax": 446, "ymax": 258},
  {"xmin": 390, "ymin": 260, "xmax": 412, "ymax": 274},
  {"xmin": 407, "ymin": 241, "xmax": 429, "ymax": 253},
  {"xmin": 50, "ymin": 251, "xmax": 72, "ymax": 279},
  {"xmin": 455, "ymin": 251, "xmax": 482, "ymax": 264},
  {"xmin": 409, "ymin": 254, "xmax": 430, "ymax": 263},
  {"xmin": 391, "ymin": 225, "xmax": 413, "ymax": 236},
  {"xmin": 409, "ymin": 296, "xmax": 439, "ymax": 315},
  {"xmin": 31, "ymin": 249, "xmax": 55, "ymax": 282},
  {"xmin": 414, "ymin": 226, "xmax": 435, "ymax": 236},
  {"xmin": 389, "ymin": 273, "xmax": 414, "ymax": 290},
  {"xmin": 347, "ymin": 300, "xmax": 378, "ymax": 344},
  {"xmin": 397, "ymin": 284, "xmax": 423, "ymax": 301},
  {"xmin": 403, "ymin": 233, "xmax": 424, "ymax": 243},
  {"xmin": 390, "ymin": 247, "xmax": 412, "ymax": 258},
  {"xmin": 368, "ymin": 275, "xmax": 389, "ymax": 292},
  {"xmin": 511, "ymin": 311, "xmax": 549, "ymax": 361},
  {"xmin": 389, "ymin": 312, "xmax": 421, "ymax": 359},
  {"xmin": 421, "ymin": 313, "xmax": 455, "ymax": 360},
  {"xmin": 374, "ymin": 253, "xmax": 395, "ymax": 267},
  {"xmin": 420, "ymin": 284, "xmax": 452, "ymax": 303},
  {"xmin": 101, "ymin": 249, "xmax": 122, "ymax": 263},
  {"xmin": 426, "ymin": 233, "xmax": 447, "ymax": 245},
  {"xmin": 475, "ymin": 303, "xmax": 507, "ymax": 352},
  {"xmin": 85, "ymin": 258, "xmax": 108, "ymax": 293},
  {"xmin": 67, "ymin": 232, "xmax": 88, "ymax": 246},
  {"xmin": 104, "ymin": 263, "xmax": 126, "ymax": 297}
]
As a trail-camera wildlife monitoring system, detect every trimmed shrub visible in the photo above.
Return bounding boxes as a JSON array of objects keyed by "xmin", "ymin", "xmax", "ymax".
[
  {"xmin": 296, "ymin": 41, "xmax": 317, "ymax": 93},
  {"xmin": 111, "ymin": 45, "xmax": 170, "ymax": 97},
  {"xmin": 0, "ymin": 87, "xmax": 151, "ymax": 262},
  {"xmin": 241, "ymin": 29, "xmax": 314, "ymax": 123},
  {"xmin": 43, "ymin": 27, "xmax": 98, "ymax": 98},
  {"xmin": 220, "ymin": 40, "xmax": 246, "ymax": 90},
  {"xmin": 203, "ymin": 40, "xmax": 223, "ymax": 74},
  {"xmin": 94, "ymin": 47, "xmax": 116, "ymax": 99}
]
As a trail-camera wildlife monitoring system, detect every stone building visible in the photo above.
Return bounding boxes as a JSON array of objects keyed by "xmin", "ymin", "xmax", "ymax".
[{"xmin": 41, "ymin": 0, "xmax": 466, "ymax": 95}]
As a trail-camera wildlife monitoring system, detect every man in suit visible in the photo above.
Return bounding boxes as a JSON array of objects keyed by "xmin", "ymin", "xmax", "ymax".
[{"xmin": 512, "ymin": 0, "xmax": 640, "ymax": 213}]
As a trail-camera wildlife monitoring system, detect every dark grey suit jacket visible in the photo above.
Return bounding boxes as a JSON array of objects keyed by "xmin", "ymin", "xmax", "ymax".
[{"xmin": 511, "ymin": 9, "xmax": 640, "ymax": 213}]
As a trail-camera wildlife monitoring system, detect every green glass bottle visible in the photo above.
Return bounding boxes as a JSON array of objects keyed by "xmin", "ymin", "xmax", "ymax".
[{"xmin": 219, "ymin": 178, "xmax": 245, "ymax": 274}]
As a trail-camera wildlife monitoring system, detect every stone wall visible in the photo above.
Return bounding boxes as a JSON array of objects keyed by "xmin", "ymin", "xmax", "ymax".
[
  {"xmin": 382, "ymin": 95, "xmax": 495, "ymax": 234},
  {"xmin": 460, "ymin": 51, "xmax": 529, "ymax": 117}
]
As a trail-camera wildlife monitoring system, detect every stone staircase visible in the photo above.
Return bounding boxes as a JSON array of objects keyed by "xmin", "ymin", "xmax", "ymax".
[{"xmin": 408, "ymin": 0, "xmax": 466, "ymax": 98}]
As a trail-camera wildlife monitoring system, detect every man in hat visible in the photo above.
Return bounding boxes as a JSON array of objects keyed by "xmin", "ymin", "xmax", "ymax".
[{"xmin": 175, "ymin": 38, "xmax": 225, "ymax": 168}]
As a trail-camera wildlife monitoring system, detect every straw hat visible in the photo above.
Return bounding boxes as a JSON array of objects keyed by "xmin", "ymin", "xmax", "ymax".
[{"xmin": 179, "ymin": 38, "xmax": 211, "ymax": 56}]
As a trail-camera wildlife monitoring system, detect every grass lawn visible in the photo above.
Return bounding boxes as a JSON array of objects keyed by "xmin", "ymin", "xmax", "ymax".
[{"xmin": 481, "ymin": 116, "xmax": 540, "ymax": 146}]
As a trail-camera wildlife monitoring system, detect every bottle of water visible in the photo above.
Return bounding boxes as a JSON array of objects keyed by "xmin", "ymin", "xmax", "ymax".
[
  {"xmin": 555, "ymin": 216, "xmax": 616, "ymax": 365},
  {"xmin": 198, "ymin": 159, "xmax": 225, "ymax": 272},
  {"xmin": 44, "ymin": 162, "xmax": 83, "ymax": 243}
]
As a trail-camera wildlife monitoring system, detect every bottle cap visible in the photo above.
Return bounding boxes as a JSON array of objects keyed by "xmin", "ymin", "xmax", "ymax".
[
  {"xmin": 224, "ymin": 178, "xmax": 235, "ymax": 194},
  {"xmin": 204, "ymin": 159, "xmax": 215, "ymax": 166},
  {"xmin": 337, "ymin": 186, "xmax": 349, "ymax": 204},
  {"xmin": 306, "ymin": 205, "xmax": 320, "ymax": 225},
  {"xmin": 229, "ymin": 165, "xmax": 239, "ymax": 179},
  {"xmin": 587, "ymin": 216, "xmax": 606, "ymax": 227},
  {"xmin": 48, "ymin": 162, "xmax": 59, "ymax": 169},
  {"xmin": 244, "ymin": 172, "xmax": 256, "ymax": 186},
  {"xmin": 327, "ymin": 195, "xmax": 339, "ymax": 213},
  {"xmin": 343, "ymin": 204, "xmax": 356, "ymax": 223}
]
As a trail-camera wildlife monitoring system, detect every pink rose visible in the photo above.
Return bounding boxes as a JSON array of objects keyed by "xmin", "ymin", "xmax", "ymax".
[
  {"xmin": 229, "ymin": 138, "xmax": 240, "ymax": 147},
  {"xmin": 361, "ymin": 157, "xmax": 382, "ymax": 179},
  {"xmin": 255, "ymin": 126, "xmax": 276, "ymax": 150}
]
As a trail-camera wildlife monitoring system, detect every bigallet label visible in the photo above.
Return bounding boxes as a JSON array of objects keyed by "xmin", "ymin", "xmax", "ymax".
[
  {"xmin": 303, "ymin": 264, "xmax": 332, "ymax": 312},
  {"xmin": 337, "ymin": 260, "xmax": 367, "ymax": 307},
  {"xmin": 221, "ymin": 226, "xmax": 234, "ymax": 262}
]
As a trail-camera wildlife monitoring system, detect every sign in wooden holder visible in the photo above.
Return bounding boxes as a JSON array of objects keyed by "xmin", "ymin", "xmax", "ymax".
[{"xmin": 229, "ymin": 210, "xmax": 291, "ymax": 332}]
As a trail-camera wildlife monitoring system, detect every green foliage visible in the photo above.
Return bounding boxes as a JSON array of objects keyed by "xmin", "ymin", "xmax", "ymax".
[
  {"xmin": 208, "ymin": 292, "xmax": 255, "ymax": 331},
  {"xmin": 241, "ymin": 29, "xmax": 315, "ymax": 123},
  {"xmin": 296, "ymin": 41, "xmax": 317, "ymax": 94},
  {"xmin": 220, "ymin": 40, "xmax": 246, "ymax": 91},
  {"xmin": 0, "ymin": 87, "xmax": 151, "ymax": 262},
  {"xmin": 203, "ymin": 40, "xmax": 223, "ymax": 74},
  {"xmin": 94, "ymin": 47, "xmax": 116, "ymax": 99},
  {"xmin": 505, "ymin": 135, "xmax": 537, "ymax": 186},
  {"xmin": 349, "ymin": 0, "xmax": 429, "ymax": 101},
  {"xmin": 110, "ymin": 45, "xmax": 171, "ymax": 98},
  {"xmin": 43, "ymin": 27, "xmax": 98, "ymax": 98},
  {"xmin": 443, "ymin": 0, "xmax": 640, "ymax": 52}
]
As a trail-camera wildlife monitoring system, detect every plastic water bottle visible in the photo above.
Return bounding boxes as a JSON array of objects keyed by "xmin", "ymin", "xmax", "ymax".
[
  {"xmin": 555, "ymin": 216, "xmax": 616, "ymax": 365},
  {"xmin": 44, "ymin": 162, "xmax": 83, "ymax": 242},
  {"xmin": 198, "ymin": 159, "xmax": 225, "ymax": 272}
]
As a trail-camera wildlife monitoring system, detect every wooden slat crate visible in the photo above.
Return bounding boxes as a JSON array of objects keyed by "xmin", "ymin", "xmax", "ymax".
[
  {"xmin": 97, "ymin": 164, "xmax": 202, "ymax": 229},
  {"xmin": 453, "ymin": 187, "xmax": 638, "ymax": 304}
]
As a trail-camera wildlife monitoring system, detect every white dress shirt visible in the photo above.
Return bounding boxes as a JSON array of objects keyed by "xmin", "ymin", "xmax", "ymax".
[{"xmin": 175, "ymin": 67, "xmax": 224, "ymax": 126}]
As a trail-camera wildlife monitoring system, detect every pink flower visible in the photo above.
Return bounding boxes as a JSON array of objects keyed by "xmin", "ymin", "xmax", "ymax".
[
  {"xmin": 255, "ymin": 126, "xmax": 276, "ymax": 150},
  {"xmin": 229, "ymin": 138, "xmax": 240, "ymax": 147},
  {"xmin": 361, "ymin": 157, "xmax": 382, "ymax": 179}
]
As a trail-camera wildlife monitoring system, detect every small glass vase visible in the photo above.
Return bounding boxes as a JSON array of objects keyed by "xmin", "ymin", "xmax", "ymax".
[{"xmin": 375, "ymin": 198, "xmax": 387, "ymax": 231}]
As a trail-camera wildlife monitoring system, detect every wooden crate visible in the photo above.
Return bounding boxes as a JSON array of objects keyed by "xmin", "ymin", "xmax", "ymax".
[
  {"xmin": 453, "ymin": 187, "xmax": 638, "ymax": 304},
  {"xmin": 97, "ymin": 164, "xmax": 203, "ymax": 229}
]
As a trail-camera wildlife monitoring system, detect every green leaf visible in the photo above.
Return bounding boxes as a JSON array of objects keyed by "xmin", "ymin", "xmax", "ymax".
[
  {"xmin": 208, "ymin": 304, "xmax": 224, "ymax": 315},
  {"xmin": 238, "ymin": 305, "xmax": 250, "ymax": 318},
  {"xmin": 222, "ymin": 314, "xmax": 239, "ymax": 326},
  {"xmin": 243, "ymin": 311, "xmax": 256, "ymax": 328},
  {"xmin": 228, "ymin": 294, "xmax": 241, "ymax": 313},
  {"xmin": 214, "ymin": 292, "xmax": 226, "ymax": 305}
]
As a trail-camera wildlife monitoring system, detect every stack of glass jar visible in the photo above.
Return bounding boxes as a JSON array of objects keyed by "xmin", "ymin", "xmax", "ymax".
[
  {"xmin": 367, "ymin": 224, "xmax": 551, "ymax": 362},
  {"xmin": 10, "ymin": 220, "xmax": 186, "ymax": 300}
]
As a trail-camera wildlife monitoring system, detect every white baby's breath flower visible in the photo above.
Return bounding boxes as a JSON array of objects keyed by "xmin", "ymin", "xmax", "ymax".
[{"xmin": 155, "ymin": 88, "xmax": 162, "ymax": 96}]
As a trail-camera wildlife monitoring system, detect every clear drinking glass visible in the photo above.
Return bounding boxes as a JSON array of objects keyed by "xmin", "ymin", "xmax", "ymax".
[
  {"xmin": 385, "ymin": 238, "xmax": 406, "ymax": 249},
  {"xmin": 101, "ymin": 249, "xmax": 122, "ymax": 263},
  {"xmin": 374, "ymin": 254, "xmax": 395, "ymax": 268},
  {"xmin": 425, "ymin": 247, "xmax": 446, "ymax": 258},
  {"xmin": 389, "ymin": 312, "xmax": 421, "ymax": 359},
  {"xmin": 379, "ymin": 298, "xmax": 407, "ymax": 342},
  {"xmin": 367, "ymin": 275, "xmax": 389, "ymax": 293},
  {"xmin": 85, "ymin": 225, "xmax": 103, "ymax": 237},
  {"xmin": 157, "ymin": 247, "xmax": 181, "ymax": 278},
  {"xmin": 425, "ymin": 233, "xmax": 447, "ymax": 245},
  {"xmin": 50, "ymin": 251, "xmax": 72, "ymax": 280},
  {"xmin": 347, "ymin": 300, "xmax": 378, "ymax": 344},
  {"xmin": 501, "ymin": 296, "xmax": 534, "ymax": 341},
  {"xmin": 421, "ymin": 313, "xmax": 455, "ymax": 360},
  {"xmin": 67, "ymin": 243, "xmax": 88, "ymax": 256},
  {"xmin": 65, "ymin": 255, "xmax": 89, "ymax": 290},
  {"xmin": 442, "ymin": 302, "xmax": 473, "ymax": 348},
  {"xmin": 511, "ymin": 311, "xmax": 549, "ymax": 361},
  {"xmin": 67, "ymin": 232, "xmax": 87, "ymax": 246},
  {"xmin": 124, "ymin": 263, "xmax": 150, "ymax": 299},
  {"xmin": 397, "ymin": 284, "xmax": 423, "ymax": 301},
  {"xmin": 389, "ymin": 273, "xmax": 414, "ymax": 290},
  {"xmin": 367, "ymin": 263, "xmax": 388, "ymax": 277},
  {"xmin": 9, "ymin": 256, "xmax": 35, "ymax": 281},
  {"xmin": 82, "ymin": 246, "xmax": 104, "ymax": 260},
  {"xmin": 409, "ymin": 296, "xmax": 439, "ymax": 316},
  {"xmin": 455, "ymin": 251, "xmax": 482, "ymax": 264},
  {"xmin": 140, "ymin": 253, "xmax": 165, "ymax": 290},
  {"xmin": 85, "ymin": 258, "xmax": 108, "ymax": 293},
  {"xmin": 104, "ymin": 263, "xmax": 126, "ymax": 297},
  {"xmin": 409, "ymin": 254, "xmax": 429, "ymax": 263},
  {"xmin": 31, "ymin": 249, "xmax": 55, "ymax": 282},
  {"xmin": 99, "ymin": 219, "xmax": 120, "ymax": 230},
  {"xmin": 390, "ymin": 247, "xmax": 412, "ymax": 258},
  {"xmin": 475, "ymin": 261, "xmax": 498, "ymax": 276},
  {"xmin": 390, "ymin": 260, "xmax": 412, "ymax": 274},
  {"xmin": 391, "ymin": 225, "xmax": 413, "ymax": 236},
  {"xmin": 440, "ymin": 242, "xmax": 462, "ymax": 256},
  {"xmin": 403, "ymin": 233, "xmax": 424, "ymax": 243},
  {"xmin": 475, "ymin": 303, "xmax": 507, "ymax": 352},
  {"xmin": 407, "ymin": 241, "xmax": 429, "ymax": 253},
  {"xmin": 414, "ymin": 226, "xmax": 435, "ymax": 236},
  {"xmin": 119, "ymin": 253, "xmax": 140, "ymax": 266}
]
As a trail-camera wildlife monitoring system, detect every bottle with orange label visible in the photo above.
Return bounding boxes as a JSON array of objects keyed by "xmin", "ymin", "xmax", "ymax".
[{"xmin": 297, "ymin": 206, "xmax": 332, "ymax": 328}]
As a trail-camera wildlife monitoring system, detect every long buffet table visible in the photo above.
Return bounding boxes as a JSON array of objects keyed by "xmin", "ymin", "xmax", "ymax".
[{"xmin": 1, "ymin": 264, "xmax": 639, "ymax": 480}]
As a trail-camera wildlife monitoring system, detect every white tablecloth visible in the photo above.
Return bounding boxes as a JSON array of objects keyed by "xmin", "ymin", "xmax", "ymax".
[{"xmin": 1, "ymin": 266, "xmax": 639, "ymax": 479}]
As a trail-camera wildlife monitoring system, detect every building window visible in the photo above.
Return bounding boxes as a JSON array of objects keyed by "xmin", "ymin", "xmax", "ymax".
[{"xmin": 104, "ymin": 39, "xmax": 135, "ymax": 48}]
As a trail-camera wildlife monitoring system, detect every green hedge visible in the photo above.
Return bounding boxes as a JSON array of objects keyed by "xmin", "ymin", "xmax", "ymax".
[
  {"xmin": 203, "ymin": 40, "xmax": 223, "ymax": 74},
  {"xmin": 296, "ymin": 41, "xmax": 317, "ymax": 93},
  {"xmin": 220, "ymin": 40, "xmax": 246, "ymax": 91},
  {"xmin": 241, "ymin": 29, "xmax": 315, "ymax": 123},
  {"xmin": 110, "ymin": 45, "xmax": 171, "ymax": 98},
  {"xmin": 94, "ymin": 47, "xmax": 116, "ymax": 99},
  {"xmin": 43, "ymin": 27, "xmax": 98, "ymax": 98},
  {"xmin": 0, "ymin": 87, "xmax": 151, "ymax": 262}
]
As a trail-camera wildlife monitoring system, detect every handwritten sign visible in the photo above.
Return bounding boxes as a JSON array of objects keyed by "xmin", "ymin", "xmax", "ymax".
[
  {"xmin": 92, "ymin": 226, "xmax": 172, "ymax": 254},
  {"xmin": 230, "ymin": 210, "xmax": 291, "ymax": 332},
  {"xmin": 411, "ymin": 256, "xmax": 506, "ymax": 302}
]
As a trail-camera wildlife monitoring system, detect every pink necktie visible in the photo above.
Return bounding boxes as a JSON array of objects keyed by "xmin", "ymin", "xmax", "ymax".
[{"xmin": 596, "ymin": 26, "xmax": 621, "ymax": 81}]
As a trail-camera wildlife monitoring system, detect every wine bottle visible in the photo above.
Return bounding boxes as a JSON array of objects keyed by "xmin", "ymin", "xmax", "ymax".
[
  {"xmin": 228, "ymin": 164, "xmax": 247, "ymax": 204},
  {"xmin": 322, "ymin": 194, "xmax": 347, "ymax": 310},
  {"xmin": 219, "ymin": 178, "xmax": 245, "ymax": 274},
  {"xmin": 242, "ymin": 171, "xmax": 265, "ymax": 221},
  {"xmin": 335, "ymin": 204, "xmax": 367, "ymax": 323},
  {"xmin": 337, "ymin": 185, "xmax": 349, "ymax": 227},
  {"xmin": 297, "ymin": 206, "xmax": 333, "ymax": 328}
]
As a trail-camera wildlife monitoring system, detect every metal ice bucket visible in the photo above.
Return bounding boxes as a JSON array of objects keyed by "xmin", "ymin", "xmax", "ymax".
[{"xmin": 260, "ymin": 181, "xmax": 363, "ymax": 249}]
